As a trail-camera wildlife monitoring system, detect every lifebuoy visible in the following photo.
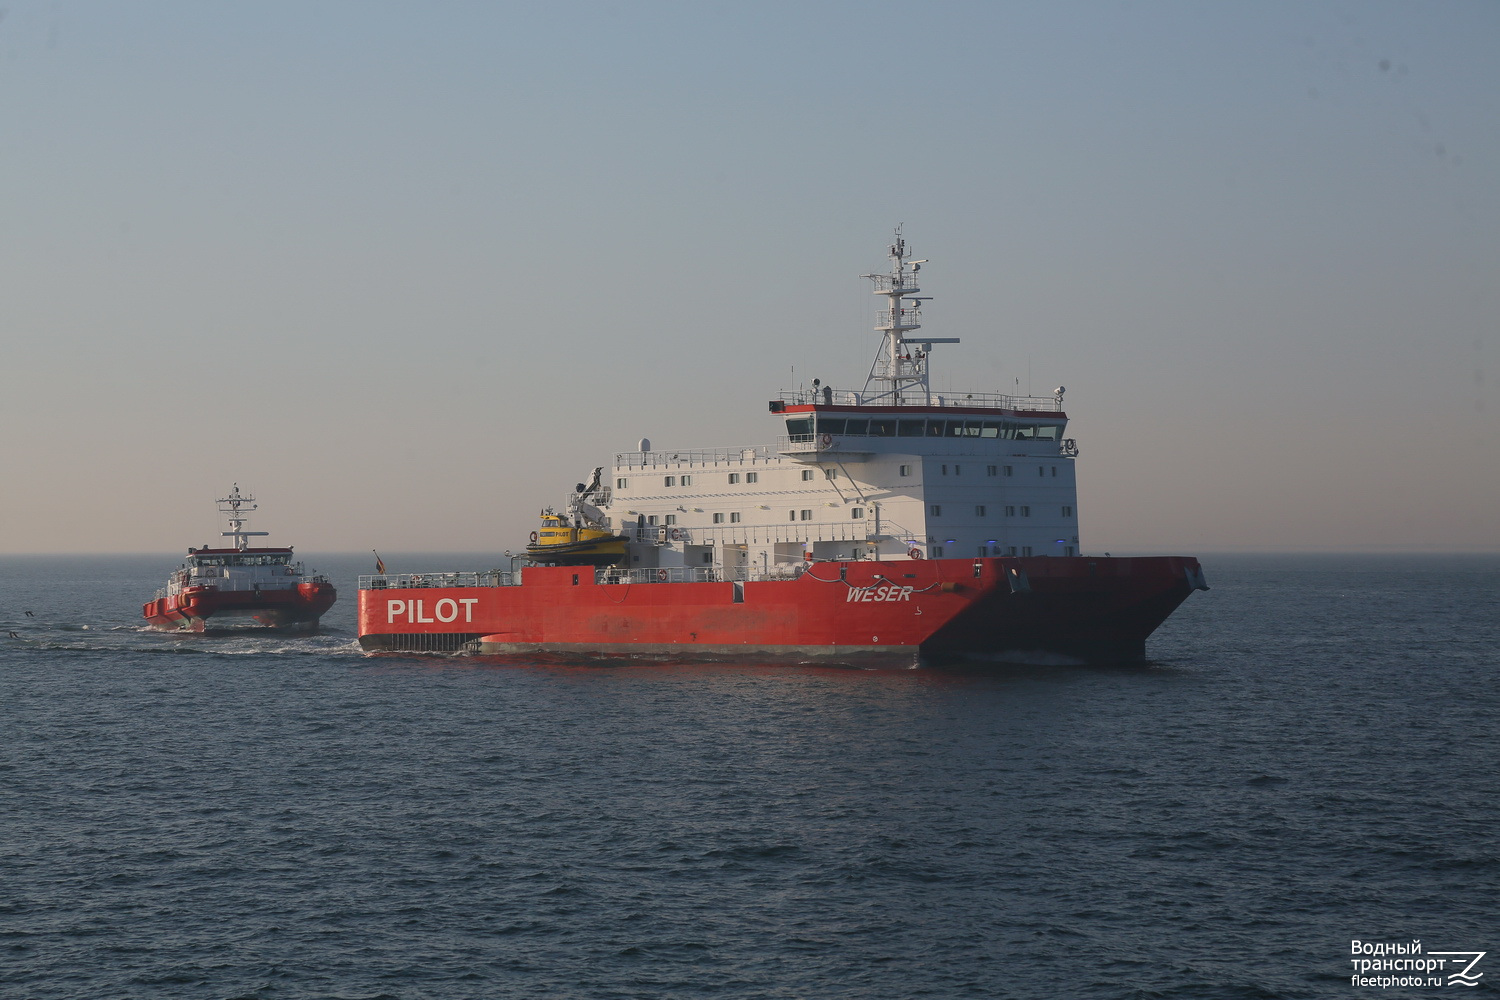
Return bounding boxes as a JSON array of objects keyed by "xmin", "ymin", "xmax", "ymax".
[
  {"xmin": 411, "ymin": 573, "xmax": 423, "ymax": 586},
  {"xmin": 529, "ymin": 531, "xmax": 538, "ymax": 543},
  {"xmin": 669, "ymin": 527, "xmax": 682, "ymax": 541},
  {"xmin": 819, "ymin": 432, "xmax": 833, "ymax": 448},
  {"xmin": 908, "ymin": 548, "xmax": 924, "ymax": 560},
  {"xmin": 657, "ymin": 569, "xmax": 668, "ymax": 582}
]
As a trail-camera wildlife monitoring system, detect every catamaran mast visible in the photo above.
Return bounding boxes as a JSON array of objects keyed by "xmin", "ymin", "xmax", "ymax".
[{"xmin": 218, "ymin": 484, "xmax": 269, "ymax": 551}]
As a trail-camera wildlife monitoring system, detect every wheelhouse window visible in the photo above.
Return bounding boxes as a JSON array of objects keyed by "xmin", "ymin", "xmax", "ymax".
[
  {"xmin": 898, "ymin": 420, "xmax": 925, "ymax": 437},
  {"xmin": 786, "ymin": 417, "xmax": 813, "ymax": 438}
]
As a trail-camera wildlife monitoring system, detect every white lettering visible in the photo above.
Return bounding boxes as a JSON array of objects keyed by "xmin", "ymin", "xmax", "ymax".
[
  {"xmin": 415, "ymin": 599, "xmax": 434, "ymax": 624},
  {"xmin": 459, "ymin": 598, "xmax": 477, "ymax": 622},
  {"xmin": 387, "ymin": 599, "xmax": 406, "ymax": 624},
  {"xmin": 435, "ymin": 598, "xmax": 458, "ymax": 623},
  {"xmin": 847, "ymin": 585, "xmax": 918, "ymax": 604}
]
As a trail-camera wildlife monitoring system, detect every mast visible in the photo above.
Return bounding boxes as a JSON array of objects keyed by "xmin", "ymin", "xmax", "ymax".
[
  {"xmin": 218, "ymin": 484, "xmax": 270, "ymax": 551},
  {"xmin": 860, "ymin": 230, "xmax": 959, "ymax": 405}
]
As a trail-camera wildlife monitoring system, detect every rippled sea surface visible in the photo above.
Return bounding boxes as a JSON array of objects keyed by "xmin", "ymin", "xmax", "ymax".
[{"xmin": 3, "ymin": 553, "xmax": 1497, "ymax": 999}]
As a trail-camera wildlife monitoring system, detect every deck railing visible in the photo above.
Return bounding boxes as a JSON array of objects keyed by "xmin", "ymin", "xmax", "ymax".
[{"xmin": 774, "ymin": 388, "xmax": 1062, "ymax": 410}]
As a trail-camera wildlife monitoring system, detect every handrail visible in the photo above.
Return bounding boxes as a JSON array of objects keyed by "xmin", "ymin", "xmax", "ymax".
[{"xmin": 775, "ymin": 388, "xmax": 1062, "ymax": 411}]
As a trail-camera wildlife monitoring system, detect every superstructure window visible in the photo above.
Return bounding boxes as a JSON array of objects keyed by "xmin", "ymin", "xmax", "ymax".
[
  {"xmin": 617, "ymin": 478, "xmax": 628, "ymax": 489},
  {"xmin": 851, "ymin": 508, "xmax": 864, "ymax": 518},
  {"xmin": 1062, "ymin": 506, "xmax": 1074, "ymax": 517},
  {"xmin": 824, "ymin": 468, "xmax": 836, "ymax": 480},
  {"xmin": 975, "ymin": 506, "xmax": 986, "ymax": 517},
  {"xmin": 800, "ymin": 509, "xmax": 813, "ymax": 520},
  {"xmin": 681, "ymin": 475, "xmax": 692, "ymax": 486},
  {"xmin": 899, "ymin": 420, "xmax": 925, "ymax": 437},
  {"xmin": 1021, "ymin": 506, "xmax": 1031, "ymax": 517},
  {"xmin": 844, "ymin": 419, "xmax": 868, "ymax": 435},
  {"xmin": 712, "ymin": 513, "xmax": 725, "ymax": 524},
  {"xmin": 818, "ymin": 418, "xmax": 845, "ymax": 434},
  {"xmin": 1005, "ymin": 506, "xmax": 1016, "ymax": 517},
  {"xmin": 930, "ymin": 505, "xmax": 942, "ymax": 517},
  {"xmin": 746, "ymin": 472, "xmax": 758, "ymax": 483},
  {"xmin": 647, "ymin": 515, "xmax": 659, "ymax": 526},
  {"xmin": 786, "ymin": 418, "xmax": 813, "ymax": 437},
  {"xmin": 729, "ymin": 512, "xmax": 741, "ymax": 523},
  {"xmin": 664, "ymin": 514, "xmax": 677, "ymax": 525},
  {"xmin": 986, "ymin": 466, "xmax": 997, "ymax": 477},
  {"xmin": 728, "ymin": 473, "xmax": 740, "ymax": 484},
  {"xmin": 801, "ymin": 470, "xmax": 814, "ymax": 481},
  {"xmin": 932, "ymin": 546, "xmax": 944, "ymax": 558},
  {"xmin": 869, "ymin": 418, "xmax": 895, "ymax": 437},
  {"xmin": 665, "ymin": 476, "xmax": 676, "ymax": 487},
  {"xmin": 899, "ymin": 465, "xmax": 912, "ymax": 477},
  {"xmin": 1004, "ymin": 466, "xmax": 1013, "ymax": 477}
]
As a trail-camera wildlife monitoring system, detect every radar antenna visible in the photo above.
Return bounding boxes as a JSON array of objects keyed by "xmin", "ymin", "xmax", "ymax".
[
  {"xmin": 859, "ymin": 232, "xmax": 959, "ymax": 405},
  {"xmin": 217, "ymin": 483, "xmax": 270, "ymax": 551}
]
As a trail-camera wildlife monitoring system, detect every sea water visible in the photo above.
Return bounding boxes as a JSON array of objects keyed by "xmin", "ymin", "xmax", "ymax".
[{"xmin": 2, "ymin": 553, "xmax": 1496, "ymax": 998}]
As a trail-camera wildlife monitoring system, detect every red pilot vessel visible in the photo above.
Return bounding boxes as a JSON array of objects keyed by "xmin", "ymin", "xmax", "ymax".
[
  {"xmin": 358, "ymin": 235, "xmax": 1207, "ymax": 665},
  {"xmin": 143, "ymin": 485, "xmax": 337, "ymax": 632}
]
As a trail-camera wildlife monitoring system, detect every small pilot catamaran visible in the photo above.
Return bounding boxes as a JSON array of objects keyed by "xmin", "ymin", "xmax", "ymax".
[{"xmin": 143, "ymin": 485, "xmax": 337, "ymax": 631}]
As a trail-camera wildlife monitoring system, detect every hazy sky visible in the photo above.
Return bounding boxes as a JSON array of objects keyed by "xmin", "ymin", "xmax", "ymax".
[{"xmin": 2, "ymin": 1, "xmax": 1495, "ymax": 555}]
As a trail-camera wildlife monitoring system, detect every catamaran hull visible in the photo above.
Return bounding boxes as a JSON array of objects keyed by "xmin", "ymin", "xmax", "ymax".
[
  {"xmin": 143, "ymin": 582, "xmax": 338, "ymax": 631},
  {"xmin": 357, "ymin": 556, "xmax": 1205, "ymax": 666}
]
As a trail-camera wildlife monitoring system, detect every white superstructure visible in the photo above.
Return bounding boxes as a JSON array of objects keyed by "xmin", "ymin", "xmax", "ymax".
[{"xmin": 590, "ymin": 236, "xmax": 1080, "ymax": 579}]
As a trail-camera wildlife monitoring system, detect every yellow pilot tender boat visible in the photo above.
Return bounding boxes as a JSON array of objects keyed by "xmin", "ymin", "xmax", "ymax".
[{"xmin": 525, "ymin": 512, "xmax": 629, "ymax": 566}]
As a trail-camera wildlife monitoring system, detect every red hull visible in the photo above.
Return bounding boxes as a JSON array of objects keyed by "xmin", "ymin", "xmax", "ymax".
[
  {"xmin": 357, "ymin": 556, "xmax": 1205, "ymax": 666},
  {"xmin": 143, "ymin": 581, "xmax": 338, "ymax": 631}
]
